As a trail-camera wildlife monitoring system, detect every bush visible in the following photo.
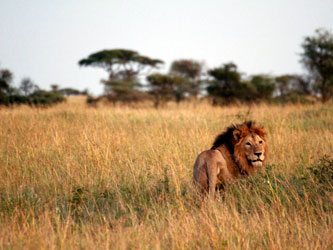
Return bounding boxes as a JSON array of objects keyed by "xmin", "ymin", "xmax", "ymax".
[
  {"xmin": 29, "ymin": 90, "xmax": 65, "ymax": 106},
  {"xmin": 307, "ymin": 156, "xmax": 333, "ymax": 190},
  {"xmin": 103, "ymin": 80, "xmax": 150, "ymax": 104},
  {"xmin": 86, "ymin": 95, "xmax": 101, "ymax": 107},
  {"xmin": 272, "ymin": 91, "xmax": 316, "ymax": 104},
  {"xmin": 224, "ymin": 156, "xmax": 333, "ymax": 215},
  {"xmin": 1, "ymin": 88, "xmax": 65, "ymax": 107}
]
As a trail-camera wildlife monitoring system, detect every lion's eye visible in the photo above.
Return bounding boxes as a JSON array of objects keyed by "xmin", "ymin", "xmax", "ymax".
[
  {"xmin": 246, "ymin": 142, "xmax": 251, "ymax": 146},
  {"xmin": 259, "ymin": 140, "xmax": 263, "ymax": 144}
]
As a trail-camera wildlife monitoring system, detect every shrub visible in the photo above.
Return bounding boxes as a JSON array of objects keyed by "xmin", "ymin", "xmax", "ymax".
[{"xmin": 29, "ymin": 90, "xmax": 65, "ymax": 106}]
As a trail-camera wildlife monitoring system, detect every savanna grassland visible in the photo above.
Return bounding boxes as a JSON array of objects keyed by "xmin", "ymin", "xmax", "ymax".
[{"xmin": 0, "ymin": 97, "xmax": 332, "ymax": 249}]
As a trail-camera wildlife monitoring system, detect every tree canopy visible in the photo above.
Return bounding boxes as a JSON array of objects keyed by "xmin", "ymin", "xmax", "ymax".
[
  {"xmin": 147, "ymin": 74, "xmax": 174, "ymax": 108},
  {"xmin": 169, "ymin": 59, "xmax": 203, "ymax": 98},
  {"xmin": 275, "ymin": 74, "xmax": 311, "ymax": 97},
  {"xmin": 79, "ymin": 49, "xmax": 164, "ymax": 81},
  {"xmin": 170, "ymin": 59, "xmax": 202, "ymax": 80},
  {"xmin": 0, "ymin": 69, "xmax": 13, "ymax": 95},
  {"xmin": 301, "ymin": 28, "xmax": 333, "ymax": 102},
  {"xmin": 79, "ymin": 49, "xmax": 164, "ymax": 103},
  {"xmin": 206, "ymin": 62, "xmax": 245, "ymax": 104},
  {"xmin": 250, "ymin": 75, "xmax": 275, "ymax": 100},
  {"xmin": 20, "ymin": 77, "xmax": 39, "ymax": 96},
  {"xmin": 206, "ymin": 64, "xmax": 277, "ymax": 104}
]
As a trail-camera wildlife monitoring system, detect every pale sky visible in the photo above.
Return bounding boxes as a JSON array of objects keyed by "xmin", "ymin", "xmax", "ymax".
[{"xmin": 1, "ymin": 0, "xmax": 332, "ymax": 94}]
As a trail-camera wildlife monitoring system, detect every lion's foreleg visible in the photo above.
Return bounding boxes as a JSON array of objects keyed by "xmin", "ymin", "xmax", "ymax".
[{"xmin": 207, "ymin": 158, "xmax": 218, "ymax": 197}]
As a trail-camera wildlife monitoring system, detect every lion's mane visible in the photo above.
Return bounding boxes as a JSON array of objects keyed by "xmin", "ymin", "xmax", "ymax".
[{"xmin": 211, "ymin": 121, "xmax": 268, "ymax": 175}]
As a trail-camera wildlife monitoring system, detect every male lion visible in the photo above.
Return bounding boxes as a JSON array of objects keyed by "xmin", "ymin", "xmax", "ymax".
[{"xmin": 193, "ymin": 121, "xmax": 268, "ymax": 196}]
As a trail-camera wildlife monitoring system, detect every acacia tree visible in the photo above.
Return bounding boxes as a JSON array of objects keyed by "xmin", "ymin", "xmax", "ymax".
[
  {"xmin": 51, "ymin": 84, "xmax": 59, "ymax": 92},
  {"xmin": 301, "ymin": 29, "xmax": 333, "ymax": 103},
  {"xmin": 171, "ymin": 76, "xmax": 191, "ymax": 103},
  {"xmin": 0, "ymin": 69, "xmax": 14, "ymax": 104},
  {"xmin": 275, "ymin": 75, "xmax": 290, "ymax": 97},
  {"xmin": 146, "ymin": 74, "xmax": 174, "ymax": 108},
  {"xmin": 0, "ymin": 69, "xmax": 13, "ymax": 95},
  {"xmin": 250, "ymin": 75, "xmax": 275, "ymax": 100},
  {"xmin": 207, "ymin": 62, "xmax": 252, "ymax": 105},
  {"xmin": 170, "ymin": 59, "xmax": 203, "ymax": 98},
  {"xmin": 79, "ymin": 49, "xmax": 163, "ymax": 102},
  {"xmin": 275, "ymin": 74, "xmax": 311, "ymax": 97},
  {"xmin": 20, "ymin": 77, "xmax": 39, "ymax": 96}
]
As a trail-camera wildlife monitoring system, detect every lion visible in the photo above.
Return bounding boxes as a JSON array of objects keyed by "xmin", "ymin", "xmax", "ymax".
[{"xmin": 193, "ymin": 121, "xmax": 268, "ymax": 196}]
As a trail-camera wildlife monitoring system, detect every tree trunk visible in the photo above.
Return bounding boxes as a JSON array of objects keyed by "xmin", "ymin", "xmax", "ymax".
[
  {"xmin": 154, "ymin": 97, "xmax": 160, "ymax": 108},
  {"xmin": 321, "ymin": 88, "xmax": 329, "ymax": 103},
  {"xmin": 321, "ymin": 79, "xmax": 330, "ymax": 103}
]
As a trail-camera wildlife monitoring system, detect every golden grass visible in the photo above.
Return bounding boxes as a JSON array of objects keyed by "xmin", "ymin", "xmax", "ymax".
[{"xmin": 0, "ymin": 97, "xmax": 332, "ymax": 249}]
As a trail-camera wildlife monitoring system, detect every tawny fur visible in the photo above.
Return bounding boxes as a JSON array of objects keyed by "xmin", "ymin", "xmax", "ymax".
[{"xmin": 193, "ymin": 121, "xmax": 268, "ymax": 196}]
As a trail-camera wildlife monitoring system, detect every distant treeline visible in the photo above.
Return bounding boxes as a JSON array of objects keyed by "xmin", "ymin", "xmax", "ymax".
[
  {"xmin": 0, "ymin": 72, "xmax": 86, "ymax": 106},
  {"xmin": 78, "ymin": 28, "xmax": 333, "ymax": 107},
  {"xmin": 1, "ymin": 28, "xmax": 332, "ymax": 107}
]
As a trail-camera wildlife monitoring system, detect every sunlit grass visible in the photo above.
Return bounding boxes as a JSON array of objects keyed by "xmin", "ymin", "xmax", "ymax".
[{"xmin": 0, "ymin": 98, "xmax": 332, "ymax": 249}]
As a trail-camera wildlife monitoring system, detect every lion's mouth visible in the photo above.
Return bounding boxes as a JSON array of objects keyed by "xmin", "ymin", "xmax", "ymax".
[{"xmin": 249, "ymin": 158, "xmax": 263, "ymax": 167}]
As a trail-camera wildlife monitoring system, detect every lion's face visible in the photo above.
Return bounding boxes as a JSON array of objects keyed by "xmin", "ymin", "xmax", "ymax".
[
  {"xmin": 232, "ymin": 123, "xmax": 268, "ymax": 171},
  {"xmin": 241, "ymin": 133, "xmax": 266, "ymax": 168}
]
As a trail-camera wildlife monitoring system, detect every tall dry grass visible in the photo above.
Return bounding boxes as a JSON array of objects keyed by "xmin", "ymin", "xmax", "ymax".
[{"xmin": 0, "ymin": 98, "xmax": 332, "ymax": 249}]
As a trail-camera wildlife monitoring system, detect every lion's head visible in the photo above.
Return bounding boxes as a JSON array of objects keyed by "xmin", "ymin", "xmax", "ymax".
[{"xmin": 211, "ymin": 121, "xmax": 268, "ymax": 174}]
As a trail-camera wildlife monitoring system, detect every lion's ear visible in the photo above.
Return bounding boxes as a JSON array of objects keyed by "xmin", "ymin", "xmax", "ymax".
[
  {"xmin": 261, "ymin": 128, "xmax": 267, "ymax": 138},
  {"xmin": 257, "ymin": 127, "xmax": 267, "ymax": 139},
  {"xmin": 233, "ymin": 129, "xmax": 241, "ymax": 143}
]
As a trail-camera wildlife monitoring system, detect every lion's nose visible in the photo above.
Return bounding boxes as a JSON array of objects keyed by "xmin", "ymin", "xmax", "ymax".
[{"xmin": 254, "ymin": 152, "xmax": 262, "ymax": 157}]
